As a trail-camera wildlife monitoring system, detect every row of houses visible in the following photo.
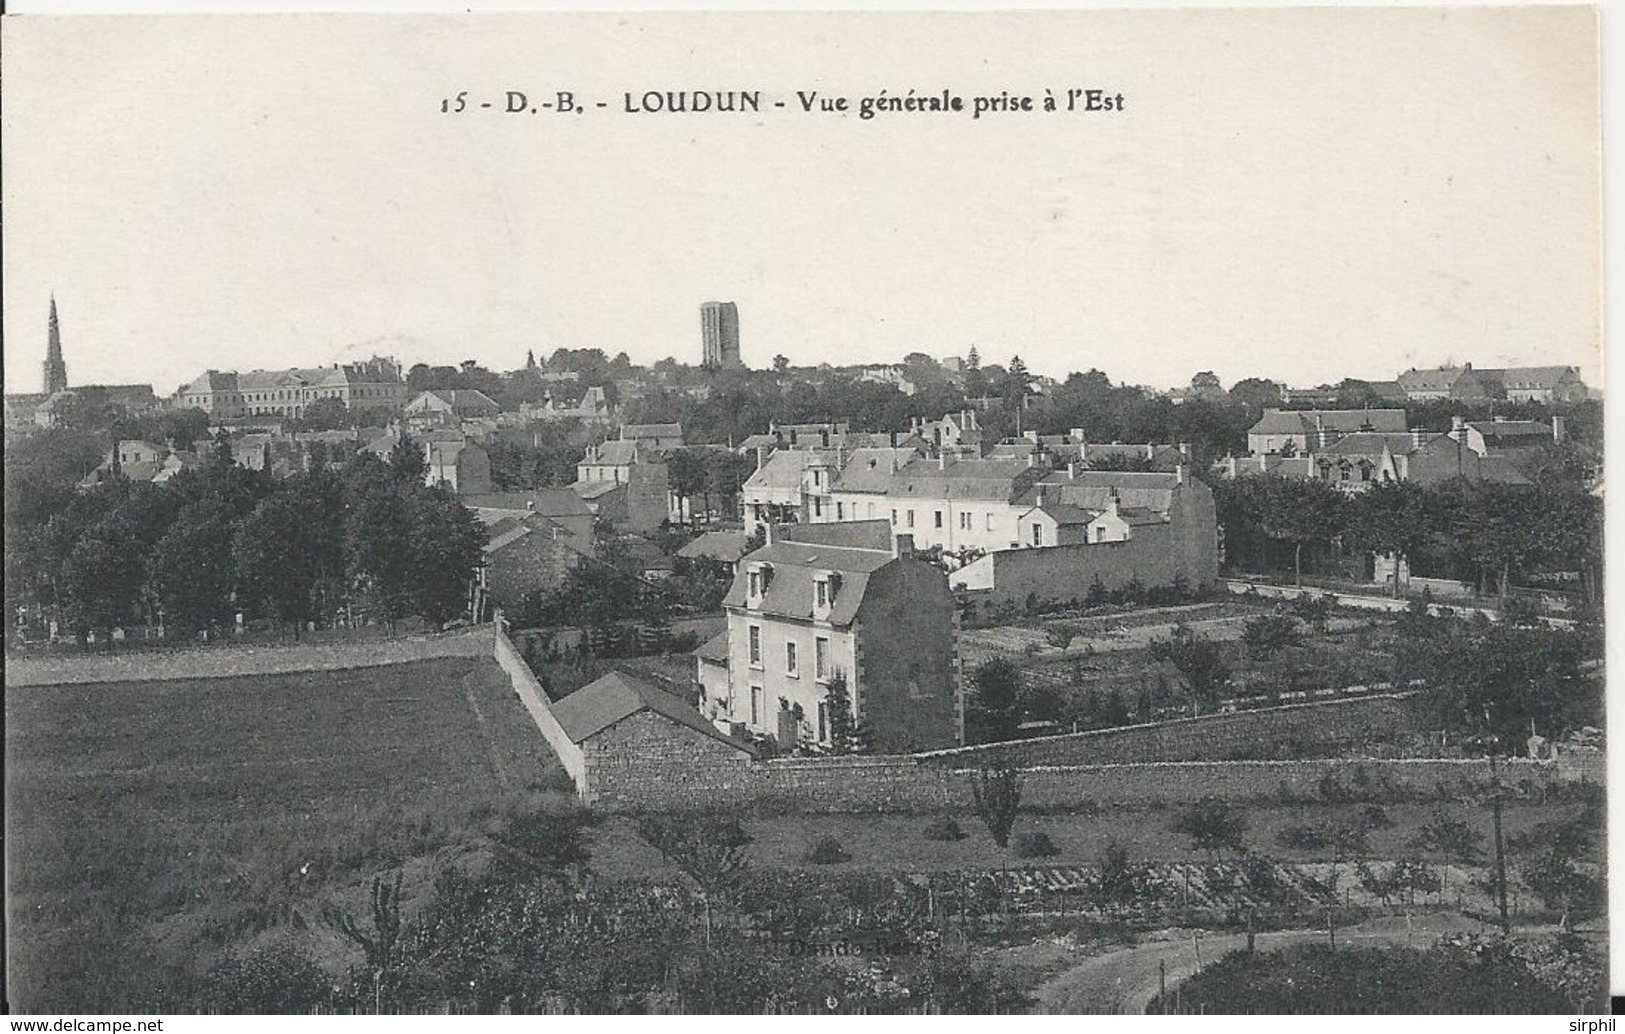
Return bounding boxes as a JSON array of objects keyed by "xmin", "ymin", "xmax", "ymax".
[{"xmin": 1232, "ymin": 408, "xmax": 1566, "ymax": 493}]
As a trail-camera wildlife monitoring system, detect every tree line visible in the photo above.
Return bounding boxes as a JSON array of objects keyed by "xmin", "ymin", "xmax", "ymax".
[
  {"xmin": 5, "ymin": 433, "xmax": 485, "ymax": 643},
  {"xmin": 1210, "ymin": 472, "xmax": 1602, "ymax": 601}
]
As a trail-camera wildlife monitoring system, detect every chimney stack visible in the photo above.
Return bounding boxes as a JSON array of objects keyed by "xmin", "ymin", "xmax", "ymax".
[
  {"xmin": 1067, "ymin": 461, "xmax": 1078, "ymax": 479},
  {"xmin": 764, "ymin": 522, "xmax": 776, "ymax": 546},
  {"xmin": 1449, "ymin": 415, "xmax": 1465, "ymax": 440},
  {"xmin": 1070, "ymin": 427, "xmax": 1085, "ymax": 444},
  {"xmin": 1175, "ymin": 463, "xmax": 1187, "ymax": 485},
  {"xmin": 1145, "ymin": 443, "xmax": 1155, "ymax": 459},
  {"xmin": 1178, "ymin": 442, "xmax": 1192, "ymax": 458},
  {"xmin": 1552, "ymin": 415, "xmax": 1566, "ymax": 442}
]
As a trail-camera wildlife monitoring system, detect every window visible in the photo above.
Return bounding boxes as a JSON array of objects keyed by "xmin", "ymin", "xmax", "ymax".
[
  {"xmin": 812, "ymin": 497, "xmax": 823, "ymax": 518},
  {"xmin": 867, "ymin": 503, "xmax": 876, "ymax": 518},
  {"xmin": 959, "ymin": 512, "xmax": 971, "ymax": 530},
  {"xmin": 891, "ymin": 509, "xmax": 898, "ymax": 525},
  {"xmin": 1095, "ymin": 526, "xmax": 1106, "ymax": 543},
  {"xmin": 749, "ymin": 625, "xmax": 762, "ymax": 665},
  {"xmin": 986, "ymin": 513, "xmax": 996, "ymax": 531},
  {"xmin": 785, "ymin": 641, "xmax": 798, "ymax": 677},
  {"xmin": 906, "ymin": 510, "xmax": 916, "ymax": 528},
  {"xmin": 815, "ymin": 580, "xmax": 829, "ymax": 609},
  {"xmin": 817, "ymin": 701, "xmax": 828, "ymax": 742},
  {"xmin": 749, "ymin": 571, "xmax": 761, "ymax": 597},
  {"xmin": 815, "ymin": 637, "xmax": 830, "ymax": 680},
  {"xmin": 750, "ymin": 686, "xmax": 763, "ymax": 725},
  {"xmin": 836, "ymin": 502, "xmax": 844, "ymax": 520},
  {"xmin": 934, "ymin": 511, "xmax": 944, "ymax": 529},
  {"xmin": 1032, "ymin": 523, "xmax": 1043, "ymax": 546}
]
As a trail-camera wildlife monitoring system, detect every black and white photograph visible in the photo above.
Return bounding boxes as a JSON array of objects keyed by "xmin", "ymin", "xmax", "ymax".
[{"xmin": 0, "ymin": 5, "xmax": 1609, "ymax": 1017}]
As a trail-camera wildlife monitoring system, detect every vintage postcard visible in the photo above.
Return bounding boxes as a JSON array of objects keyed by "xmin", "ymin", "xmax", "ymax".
[{"xmin": 0, "ymin": 6, "xmax": 1606, "ymax": 1018}]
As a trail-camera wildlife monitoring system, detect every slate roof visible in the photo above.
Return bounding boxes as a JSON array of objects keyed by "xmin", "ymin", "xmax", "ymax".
[
  {"xmin": 887, "ymin": 457, "xmax": 1039, "ymax": 502},
  {"xmin": 830, "ymin": 448, "xmax": 914, "ymax": 493},
  {"xmin": 1318, "ymin": 432, "xmax": 1417, "ymax": 457},
  {"xmin": 722, "ymin": 542, "xmax": 894, "ymax": 625},
  {"xmin": 1249, "ymin": 408, "xmax": 1408, "ymax": 436},
  {"xmin": 695, "ymin": 630, "xmax": 730, "ymax": 664},
  {"xmin": 464, "ymin": 489, "xmax": 596, "ymax": 517},
  {"xmin": 1024, "ymin": 502, "xmax": 1097, "ymax": 525},
  {"xmin": 1476, "ymin": 455, "xmax": 1535, "ymax": 486},
  {"xmin": 1468, "ymin": 420, "xmax": 1554, "ymax": 446},
  {"xmin": 1493, "ymin": 366, "xmax": 1581, "ymax": 390},
  {"xmin": 551, "ymin": 671, "xmax": 751, "ymax": 752},
  {"xmin": 622, "ymin": 422, "xmax": 683, "ymax": 439},
  {"xmin": 777, "ymin": 519, "xmax": 893, "ymax": 550},
  {"xmin": 572, "ymin": 480, "xmax": 624, "ymax": 500},
  {"xmin": 742, "ymin": 449, "xmax": 839, "ymax": 491},
  {"xmin": 1396, "ymin": 367, "xmax": 1465, "ymax": 393},
  {"xmin": 677, "ymin": 530, "xmax": 753, "ymax": 563},
  {"xmin": 585, "ymin": 440, "xmax": 640, "ymax": 465}
]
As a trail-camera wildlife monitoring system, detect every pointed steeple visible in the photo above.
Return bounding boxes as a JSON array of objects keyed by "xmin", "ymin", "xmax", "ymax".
[
  {"xmin": 43, "ymin": 294, "xmax": 68, "ymax": 394},
  {"xmin": 526, "ymin": 348, "xmax": 537, "ymax": 370}
]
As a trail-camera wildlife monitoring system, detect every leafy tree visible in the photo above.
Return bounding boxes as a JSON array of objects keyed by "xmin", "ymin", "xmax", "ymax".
[
  {"xmin": 1091, "ymin": 841, "xmax": 1151, "ymax": 915},
  {"xmin": 60, "ymin": 529, "xmax": 147, "ymax": 634},
  {"xmin": 824, "ymin": 673, "xmax": 868, "ymax": 755},
  {"xmin": 233, "ymin": 477, "xmax": 343, "ymax": 636},
  {"xmin": 146, "ymin": 499, "xmax": 238, "ymax": 636},
  {"xmin": 638, "ymin": 814, "xmax": 751, "ymax": 899},
  {"xmin": 1170, "ymin": 797, "xmax": 1248, "ymax": 861},
  {"xmin": 772, "ymin": 354, "xmax": 790, "ymax": 372},
  {"xmin": 971, "ymin": 767, "xmax": 1023, "ymax": 849},
  {"xmin": 971, "ymin": 657, "xmax": 1022, "ymax": 742},
  {"xmin": 1256, "ymin": 477, "xmax": 1346, "ymax": 584},
  {"xmin": 387, "ymin": 431, "xmax": 426, "ymax": 484},
  {"xmin": 344, "ymin": 474, "xmax": 418, "ymax": 631},
  {"xmin": 1149, "ymin": 623, "xmax": 1229, "ymax": 715},
  {"xmin": 407, "ymin": 488, "xmax": 485, "ymax": 628},
  {"xmin": 1240, "ymin": 613, "xmax": 1303, "ymax": 660},
  {"xmin": 1346, "ymin": 479, "xmax": 1430, "ymax": 597}
]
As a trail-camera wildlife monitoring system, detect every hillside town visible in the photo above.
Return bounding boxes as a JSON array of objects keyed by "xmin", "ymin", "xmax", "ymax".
[{"xmin": 5, "ymin": 297, "xmax": 1606, "ymax": 1015}]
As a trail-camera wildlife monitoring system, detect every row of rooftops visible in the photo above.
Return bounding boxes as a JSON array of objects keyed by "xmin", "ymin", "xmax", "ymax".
[{"xmin": 745, "ymin": 446, "xmax": 1193, "ymax": 507}]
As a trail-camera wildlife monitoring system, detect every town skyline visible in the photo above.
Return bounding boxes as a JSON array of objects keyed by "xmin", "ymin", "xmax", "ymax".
[
  {"xmin": 5, "ymin": 291, "xmax": 1603, "ymax": 398},
  {"xmin": 2, "ymin": 9, "xmax": 1601, "ymax": 395}
]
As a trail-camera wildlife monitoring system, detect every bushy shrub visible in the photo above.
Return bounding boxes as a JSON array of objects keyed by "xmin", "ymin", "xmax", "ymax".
[
  {"xmin": 922, "ymin": 817, "xmax": 966, "ymax": 842},
  {"xmin": 1014, "ymin": 830, "xmax": 1061, "ymax": 858},
  {"xmin": 805, "ymin": 836, "xmax": 851, "ymax": 864}
]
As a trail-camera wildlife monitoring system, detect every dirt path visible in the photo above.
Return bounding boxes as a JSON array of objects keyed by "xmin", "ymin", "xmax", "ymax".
[{"xmin": 1034, "ymin": 912, "xmax": 1497, "ymax": 1014}]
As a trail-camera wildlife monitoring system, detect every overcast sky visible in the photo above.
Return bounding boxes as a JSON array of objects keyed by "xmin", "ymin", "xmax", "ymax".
[{"xmin": 1, "ymin": 8, "xmax": 1602, "ymax": 395}]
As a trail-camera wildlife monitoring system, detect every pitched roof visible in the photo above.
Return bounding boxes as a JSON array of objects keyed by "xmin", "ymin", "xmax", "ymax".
[
  {"xmin": 1397, "ymin": 367, "xmax": 1465, "ymax": 392},
  {"xmin": 722, "ymin": 541, "xmax": 894, "ymax": 624},
  {"xmin": 888, "ymin": 456, "xmax": 1040, "ymax": 502},
  {"xmin": 551, "ymin": 671, "xmax": 751, "ymax": 752},
  {"xmin": 572, "ymin": 480, "xmax": 624, "ymax": 500},
  {"xmin": 1026, "ymin": 470, "xmax": 1181, "ymax": 512},
  {"xmin": 621, "ymin": 422, "xmax": 683, "ymax": 439},
  {"xmin": 585, "ymin": 440, "xmax": 640, "ymax": 465},
  {"xmin": 695, "ymin": 630, "xmax": 730, "ymax": 664},
  {"xmin": 1025, "ymin": 502, "xmax": 1097, "ymax": 525},
  {"xmin": 1318, "ymin": 432, "xmax": 1416, "ymax": 457},
  {"xmin": 1493, "ymin": 366, "xmax": 1581, "ymax": 390},
  {"xmin": 743, "ymin": 449, "xmax": 838, "ymax": 491},
  {"xmin": 464, "ymin": 488, "xmax": 597, "ymax": 517},
  {"xmin": 676, "ymin": 530, "xmax": 752, "ymax": 563},
  {"xmin": 1249, "ymin": 408, "xmax": 1408, "ymax": 436},
  {"xmin": 1467, "ymin": 419, "xmax": 1554, "ymax": 445},
  {"xmin": 830, "ymin": 448, "xmax": 913, "ymax": 493},
  {"xmin": 777, "ymin": 519, "xmax": 893, "ymax": 550}
]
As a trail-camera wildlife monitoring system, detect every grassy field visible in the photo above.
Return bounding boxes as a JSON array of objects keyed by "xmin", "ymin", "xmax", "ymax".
[{"xmin": 5, "ymin": 656, "xmax": 567, "ymax": 1012}]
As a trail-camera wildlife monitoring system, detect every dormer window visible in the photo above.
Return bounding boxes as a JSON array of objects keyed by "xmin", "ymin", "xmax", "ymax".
[{"xmin": 815, "ymin": 578, "xmax": 829, "ymax": 610}]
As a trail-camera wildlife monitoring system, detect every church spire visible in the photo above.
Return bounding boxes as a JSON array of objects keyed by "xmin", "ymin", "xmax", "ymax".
[{"xmin": 43, "ymin": 295, "xmax": 67, "ymax": 394}]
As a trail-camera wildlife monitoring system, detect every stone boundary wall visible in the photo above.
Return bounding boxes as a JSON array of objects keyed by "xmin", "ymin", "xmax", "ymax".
[
  {"xmin": 592, "ymin": 756, "xmax": 1564, "ymax": 814},
  {"xmin": 492, "ymin": 628, "xmax": 586, "ymax": 790},
  {"xmin": 914, "ymin": 692, "xmax": 1425, "ymax": 768},
  {"xmin": 4, "ymin": 626, "xmax": 496, "ymax": 687}
]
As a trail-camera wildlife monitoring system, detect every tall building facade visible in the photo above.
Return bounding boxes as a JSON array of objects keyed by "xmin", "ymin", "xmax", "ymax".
[
  {"xmin": 43, "ymin": 296, "xmax": 67, "ymax": 394},
  {"xmin": 700, "ymin": 301, "xmax": 742, "ymax": 368}
]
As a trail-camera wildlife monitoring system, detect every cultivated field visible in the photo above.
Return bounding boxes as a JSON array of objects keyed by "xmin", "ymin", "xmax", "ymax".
[{"xmin": 5, "ymin": 656, "xmax": 565, "ymax": 1012}]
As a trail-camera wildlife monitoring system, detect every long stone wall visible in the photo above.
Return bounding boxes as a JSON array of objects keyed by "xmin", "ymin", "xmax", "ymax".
[
  {"xmin": 589, "ymin": 755, "xmax": 1563, "ymax": 814},
  {"xmin": 915, "ymin": 692, "xmax": 1425, "ymax": 768},
  {"xmin": 492, "ymin": 627, "xmax": 586, "ymax": 791},
  {"xmin": 5, "ymin": 626, "xmax": 496, "ymax": 687}
]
